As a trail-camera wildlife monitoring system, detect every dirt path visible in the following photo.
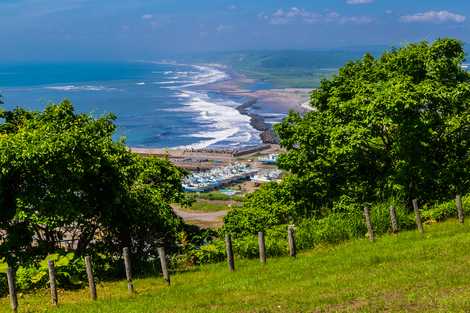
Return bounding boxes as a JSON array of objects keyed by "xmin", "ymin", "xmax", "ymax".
[{"xmin": 173, "ymin": 208, "xmax": 228, "ymax": 229}]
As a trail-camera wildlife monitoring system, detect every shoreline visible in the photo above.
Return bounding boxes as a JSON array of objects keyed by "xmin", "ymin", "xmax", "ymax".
[
  {"xmin": 129, "ymin": 63, "xmax": 312, "ymax": 152},
  {"xmin": 201, "ymin": 66, "xmax": 312, "ymax": 145},
  {"xmin": 235, "ymin": 97, "xmax": 279, "ymax": 144}
]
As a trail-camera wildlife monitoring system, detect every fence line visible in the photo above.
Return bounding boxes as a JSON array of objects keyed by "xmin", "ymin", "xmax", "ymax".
[
  {"xmin": 6, "ymin": 268, "xmax": 18, "ymax": 313},
  {"xmin": 363, "ymin": 207, "xmax": 375, "ymax": 241},
  {"xmin": 288, "ymin": 225, "xmax": 296, "ymax": 257},
  {"xmin": 412, "ymin": 199, "xmax": 424, "ymax": 234},
  {"xmin": 48, "ymin": 260, "xmax": 58, "ymax": 306},
  {"xmin": 3, "ymin": 194, "xmax": 468, "ymax": 312},
  {"xmin": 225, "ymin": 235, "xmax": 235, "ymax": 272},
  {"xmin": 85, "ymin": 256, "xmax": 97, "ymax": 301},
  {"xmin": 389, "ymin": 206, "xmax": 399, "ymax": 234},
  {"xmin": 258, "ymin": 232, "xmax": 266, "ymax": 264},
  {"xmin": 456, "ymin": 195, "xmax": 464, "ymax": 224},
  {"xmin": 123, "ymin": 247, "xmax": 134, "ymax": 294},
  {"xmin": 157, "ymin": 247, "xmax": 171, "ymax": 286}
]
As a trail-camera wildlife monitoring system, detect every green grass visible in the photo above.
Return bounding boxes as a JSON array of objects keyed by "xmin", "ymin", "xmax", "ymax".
[
  {"xmin": 195, "ymin": 191, "xmax": 245, "ymax": 202},
  {"xmin": 186, "ymin": 200, "xmax": 241, "ymax": 212},
  {"xmin": 4, "ymin": 220, "xmax": 470, "ymax": 312}
]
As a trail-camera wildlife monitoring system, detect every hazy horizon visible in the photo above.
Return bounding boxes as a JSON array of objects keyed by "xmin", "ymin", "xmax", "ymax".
[{"xmin": 1, "ymin": 0, "xmax": 469, "ymax": 62}]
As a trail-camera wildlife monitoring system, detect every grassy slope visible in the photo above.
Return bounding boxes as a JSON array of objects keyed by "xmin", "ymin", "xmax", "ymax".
[{"xmin": 3, "ymin": 220, "xmax": 470, "ymax": 312}]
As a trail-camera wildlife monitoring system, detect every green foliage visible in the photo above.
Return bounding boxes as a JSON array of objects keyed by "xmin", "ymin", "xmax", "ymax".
[
  {"xmin": 223, "ymin": 182, "xmax": 296, "ymax": 236},
  {"xmin": 421, "ymin": 195, "xmax": 470, "ymax": 222},
  {"xmin": 4, "ymin": 221, "xmax": 470, "ymax": 312},
  {"xmin": 224, "ymin": 199, "xmax": 419, "ymax": 257},
  {"xmin": 0, "ymin": 101, "xmax": 187, "ymax": 270},
  {"xmin": 190, "ymin": 241, "xmax": 226, "ymax": 265},
  {"xmin": 12, "ymin": 253, "xmax": 83, "ymax": 291},
  {"xmin": 274, "ymin": 38, "xmax": 470, "ymax": 213},
  {"xmin": 195, "ymin": 191, "xmax": 244, "ymax": 202}
]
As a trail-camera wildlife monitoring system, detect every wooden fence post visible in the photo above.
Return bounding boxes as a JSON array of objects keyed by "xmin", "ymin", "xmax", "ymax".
[
  {"xmin": 6, "ymin": 268, "xmax": 18, "ymax": 313},
  {"xmin": 389, "ymin": 206, "xmax": 399, "ymax": 234},
  {"xmin": 288, "ymin": 225, "xmax": 296, "ymax": 257},
  {"xmin": 258, "ymin": 232, "xmax": 266, "ymax": 264},
  {"xmin": 157, "ymin": 247, "xmax": 170, "ymax": 286},
  {"xmin": 363, "ymin": 207, "xmax": 375, "ymax": 241},
  {"xmin": 85, "ymin": 256, "xmax": 97, "ymax": 300},
  {"xmin": 456, "ymin": 194, "xmax": 464, "ymax": 224},
  {"xmin": 412, "ymin": 199, "xmax": 424, "ymax": 234},
  {"xmin": 123, "ymin": 247, "xmax": 134, "ymax": 294},
  {"xmin": 48, "ymin": 260, "xmax": 58, "ymax": 306},
  {"xmin": 225, "ymin": 234, "xmax": 235, "ymax": 272}
]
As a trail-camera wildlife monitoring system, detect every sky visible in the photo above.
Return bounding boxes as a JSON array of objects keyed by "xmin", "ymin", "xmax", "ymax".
[{"xmin": 1, "ymin": 0, "xmax": 469, "ymax": 61}]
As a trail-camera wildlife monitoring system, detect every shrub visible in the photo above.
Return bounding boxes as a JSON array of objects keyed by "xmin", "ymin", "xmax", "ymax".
[
  {"xmin": 190, "ymin": 240, "xmax": 226, "ymax": 265},
  {"xmin": 421, "ymin": 195, "xmax": 470, "ymax": 222},
  {"xmin": 15, "ymin": 253, "xmax": 85, "ymax": 291}
]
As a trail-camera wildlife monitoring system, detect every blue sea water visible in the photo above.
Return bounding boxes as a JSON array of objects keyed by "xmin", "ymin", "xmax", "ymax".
[{"xmin": 0, "ymin": 62, "xmax": 261, "ymax": 148}]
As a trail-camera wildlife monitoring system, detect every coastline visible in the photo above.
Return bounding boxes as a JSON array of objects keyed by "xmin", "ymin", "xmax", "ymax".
[
  {"xmin": 201, "ymin": 66, "xmax": 312, "ymax": 145},
  {"xmin": 130, "ymin": 65, "xmax": 308, "ymax": 169}
]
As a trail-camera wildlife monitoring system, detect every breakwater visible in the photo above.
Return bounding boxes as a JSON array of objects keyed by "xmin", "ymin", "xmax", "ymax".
[{"xmin": 236, "ymin": 97, "xmax": 280, "ymax": 144}]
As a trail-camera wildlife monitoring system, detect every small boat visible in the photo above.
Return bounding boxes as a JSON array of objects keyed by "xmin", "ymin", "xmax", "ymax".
[{"xmin": 258, "ymin": 154, "xmax": 278, "ymax": 164}]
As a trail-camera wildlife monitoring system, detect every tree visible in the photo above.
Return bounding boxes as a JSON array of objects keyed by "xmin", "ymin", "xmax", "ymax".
[
  {"xmin": 0, "ymin": 101, "xmax": 187, "ymax": 268},
  {"xmin": 274, "ymin": 38, "xmax": 470, "ymax": 216}
]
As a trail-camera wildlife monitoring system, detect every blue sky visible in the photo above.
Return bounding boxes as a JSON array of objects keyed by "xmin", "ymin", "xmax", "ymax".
[{"xmin": 1, "ymin": 0, "xmax": 469, "ymax": 61}]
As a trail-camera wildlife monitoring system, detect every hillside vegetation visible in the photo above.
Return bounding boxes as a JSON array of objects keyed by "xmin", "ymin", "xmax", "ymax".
[
  {"xmin": 2, "ymin": 220, "xmax": 470, "ymax": 312},
  {"xmin": 224, "ymin": 38, "xmax": 470, "ymax": 237},
  {"xmin": 0, "ymin": 39, "xmax": 469, "ymax": 309}
]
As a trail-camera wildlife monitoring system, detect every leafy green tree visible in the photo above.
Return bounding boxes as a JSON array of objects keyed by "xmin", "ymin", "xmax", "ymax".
[
  {"xmin": 0, "ymin": 101, "xmax": 186, "ymax": 268},
  {"xmin": 274, "ymin": 38, "xmax": 470, "ymax": 214},
  {"xmin": 224, "ymin": 182, "xmax": 295, "ymax": 236}
]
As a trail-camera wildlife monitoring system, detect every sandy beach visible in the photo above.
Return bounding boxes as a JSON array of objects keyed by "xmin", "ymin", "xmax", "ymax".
[
  {"xmin": 196, "ymin": 67, "xmax": 313, "ymax": 144},
  {"xmin": 205, "ymin": 69, "xmax": 312, "ymax": 113}
]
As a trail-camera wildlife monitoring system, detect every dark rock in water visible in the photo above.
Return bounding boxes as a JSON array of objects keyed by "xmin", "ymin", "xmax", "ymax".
[
  {"xmin": 250, "ymin": 114, "xmax": 270, "ymax": 132},
  {"xmin": 236, "ymin": 96, "xmax": 280, "ymax": 144}
]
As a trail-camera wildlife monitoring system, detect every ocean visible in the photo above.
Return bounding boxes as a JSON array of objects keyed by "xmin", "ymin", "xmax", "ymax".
[{"xmin": 0, "ymin": 62, "xmax": 261, "ymax": 149}]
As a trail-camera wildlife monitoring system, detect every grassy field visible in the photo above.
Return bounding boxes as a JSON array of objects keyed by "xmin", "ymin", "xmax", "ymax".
[
  {"xmin": 3, "ymin": 220, "xmax": 470, "ymax": 312},
  {"xmin": 185, "ymin": 200, "xmax": 240, "ymax": 212}
]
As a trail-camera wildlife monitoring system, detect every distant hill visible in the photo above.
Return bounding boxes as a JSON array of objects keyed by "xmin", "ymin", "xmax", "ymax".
[
  {"xmin": 173, "ymin": 43, "xmax": 468, "ymax": 88},
  {"xmin": 176, "ymin": 48, "xmax": 387, "ymax": 88}
]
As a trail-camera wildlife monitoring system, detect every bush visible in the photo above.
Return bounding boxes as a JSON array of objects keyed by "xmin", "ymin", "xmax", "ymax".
[
  {"xmin": 190, "ymin": 240, "xmax": 226, "ymax": 265},
  {"xmin": 421, "ymin": 195, "xmax": 470, "ymax": 222},
  {"xmin": 224, "ymin": 199, "xmax": 424, "ymax": 261},
  {"xmin": 0, "ymin": 251, "xmax": 120, "ymax": 293},
  {"xmin": 223, "ymin": 183, "xmax": 296, "ymax": 237},
  {"xmin": 15, "ymin": 253, "xmax": 85, "ymax": 291}
]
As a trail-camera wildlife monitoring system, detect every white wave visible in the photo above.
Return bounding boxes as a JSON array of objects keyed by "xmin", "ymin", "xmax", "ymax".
[
  {"xmin": 136, "ymin": 82, "xmax": 146, "ymax": 85},
  {"xmin": 148, "ymin": 62, "xmax": 260, "ymax": 149},
  {"xmin": 154, "ymin": 81, "xmax": 178, "ymax": 85},
  {"xmin": 154, "ymin": 80, "xmax": 193, "ymax": 85},
  {"xmin": 173, "ymin": 65, "xmax": 228, "ymax": 89},
  {"xmin": 173, "ymin": 90, "xmax": 260, "ymax": 149},
  {"xmin": 45, "ymin": 85, "xmax": 117, "ymax": 92}
]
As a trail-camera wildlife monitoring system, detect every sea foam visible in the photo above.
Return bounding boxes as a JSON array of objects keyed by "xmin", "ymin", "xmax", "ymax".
[{"xmin": 45, "ymin": 85, "xmax": 117, "ymax": 92}]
